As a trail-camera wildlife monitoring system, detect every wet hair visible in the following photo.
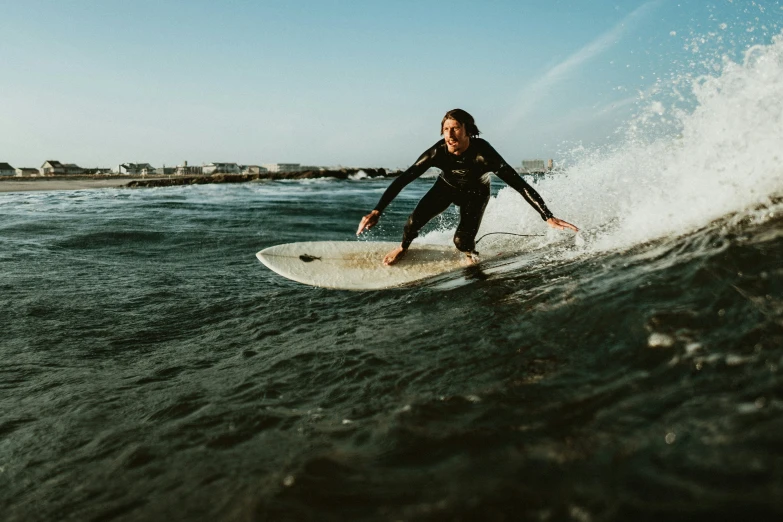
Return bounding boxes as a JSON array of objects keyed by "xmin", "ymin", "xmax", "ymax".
[{"xmin": 441, "ymin": 108, "xmax": 481, "ymax": 137}]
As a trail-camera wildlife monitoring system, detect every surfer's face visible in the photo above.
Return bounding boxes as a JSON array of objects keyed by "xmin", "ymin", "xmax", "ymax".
[{"xmin": 442, "ymin": 119, "xmax": 470, "ymax": 155}]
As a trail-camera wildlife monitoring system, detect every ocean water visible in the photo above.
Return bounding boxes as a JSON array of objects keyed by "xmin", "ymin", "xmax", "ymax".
[{"xmin": 3, "ymin": 34, "xmax": 783, "ymax": 522}]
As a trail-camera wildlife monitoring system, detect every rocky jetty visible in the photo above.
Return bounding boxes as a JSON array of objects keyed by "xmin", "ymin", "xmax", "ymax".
[{"xmin": 126, "ymin": 168, "xmax": 393, "ymax": 189}]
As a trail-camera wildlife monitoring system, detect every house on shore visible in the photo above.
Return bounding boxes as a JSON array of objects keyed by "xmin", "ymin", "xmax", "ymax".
[
  {"xmin": 520, "ymin": 159, "xmax": 554, "ymax": 175},
  {"xmin": 175, "ymin": 161, "xmax": 203, "ymax": 176},
  {"xmin": 82, "ymin": 168, "xmax": 112, "ymax": 175},
  {"xmin": 15, "ymin": 167, "xmax": 40, "ymax": 176},
  {"xmin": 64, "ymin": 163, "xmax": 84, "ymax": 175},
  {"xmin": 203, "ymin": 162, "xmax": 241, "ymax": 175},
  {"xmin": 41, "ymin": 161, "xmax": 65, "ymax": 176},
  {"xmin": 155, "ymin": 167, "xmax": 176, "ymax": 175},
  {"xmin": 262, "ymin": 163, "xmax": 301, "ymax": 173},
  {"xmin": 0, "ymin": 162, "xmax": 15, "ymax": 176},
  {"xmin": 242, "ymin": 165, "xmax": 269, "ymax": 175},
  {"xmin": 119, "ymin": 163, "xmax": 155, "ymax": 176},
  {"xmin": 40, "ymin": 161, "xmax": 85, "ymax": 176}
]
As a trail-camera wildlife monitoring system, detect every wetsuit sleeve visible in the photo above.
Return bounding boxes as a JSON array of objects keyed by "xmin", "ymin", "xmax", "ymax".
[
  {"xmin": 485, "ymin": 143, "xmax": 554, "ymax": 221},
  {"xmin": 373, "ymin": 143, "xmax": 439, "ymax": 213}
]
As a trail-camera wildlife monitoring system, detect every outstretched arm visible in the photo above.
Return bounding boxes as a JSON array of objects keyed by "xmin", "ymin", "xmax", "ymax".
[
  {"xmin": 356, "ymin": 143, "xmax": 438, "ymax": 235},
  {"xmin": 489, "ymin": 146, "xmax": 578, "ymax": 232},
  {"xmin": 497, "ymin": 166, "xmax": 579, "ymax": 232},
  {"xmin": 494, "ymin": 164, "xmax": 554, "ymax": 221},
  {"xmin": 485, "ymin": 142, "xmax": 579, "ymax": 232}
]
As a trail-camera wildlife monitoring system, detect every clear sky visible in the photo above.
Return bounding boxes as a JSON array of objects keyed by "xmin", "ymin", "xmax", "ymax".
[{"xmin": 2, "ymin": 0, "xmax": 781, "ymax": 169}]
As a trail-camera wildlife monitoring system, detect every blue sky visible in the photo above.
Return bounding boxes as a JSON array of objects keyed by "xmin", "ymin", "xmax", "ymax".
[{"xmin": 2, "ymin": 0, "xmax": 781, "ymax": 169}]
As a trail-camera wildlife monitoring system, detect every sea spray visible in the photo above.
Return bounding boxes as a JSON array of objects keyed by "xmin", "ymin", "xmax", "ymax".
[{"xmin": 420, "ymin": 30, "xmax": 783, "ymax": 258}]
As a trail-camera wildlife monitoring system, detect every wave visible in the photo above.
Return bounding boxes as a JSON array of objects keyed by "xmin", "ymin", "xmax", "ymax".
[{"xmin": 423, "ymin": 31, "xmax": 783, "ymax": 261}]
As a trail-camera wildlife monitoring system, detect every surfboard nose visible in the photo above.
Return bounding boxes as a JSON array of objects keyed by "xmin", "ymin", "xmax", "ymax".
[{"xmin": 256, "ymin": 250, "xmax": 271, "ymax": 268}]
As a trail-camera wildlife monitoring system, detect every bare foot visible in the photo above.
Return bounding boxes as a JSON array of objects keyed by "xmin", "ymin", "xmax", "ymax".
[
  {"xmin": 383, "ymin": 246, "xmax": 407, "ymax": 266},
  {"xmin": 462, "ymin": 251, "xmax": 480, "ymax": 266}
]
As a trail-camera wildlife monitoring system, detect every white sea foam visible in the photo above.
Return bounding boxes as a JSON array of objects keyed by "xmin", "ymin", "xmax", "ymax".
[{"xmin": 425, "ymin": 31, "xmax": 783, "ymax": 256}]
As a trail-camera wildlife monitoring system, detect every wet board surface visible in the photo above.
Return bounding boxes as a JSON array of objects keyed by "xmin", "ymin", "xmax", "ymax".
[{"xmin": 256, "ymin": 241, "xmax": 473, "ymax": 290}]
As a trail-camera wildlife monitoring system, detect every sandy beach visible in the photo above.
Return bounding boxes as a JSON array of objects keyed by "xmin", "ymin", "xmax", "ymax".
[{"xmin": 0, "ymin": 177, "xmax": 143, "ymax": 193}]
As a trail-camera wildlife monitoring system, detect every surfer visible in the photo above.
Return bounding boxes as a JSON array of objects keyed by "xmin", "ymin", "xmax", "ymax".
[{"xmin": 356, "ymin": 108, "xmax": 578, "ymax": 265}]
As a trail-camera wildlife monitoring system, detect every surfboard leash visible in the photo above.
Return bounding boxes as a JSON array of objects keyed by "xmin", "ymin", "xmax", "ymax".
[{"xmin": 474, "ymin": 232, "xmax": 544, "ymax": 244}]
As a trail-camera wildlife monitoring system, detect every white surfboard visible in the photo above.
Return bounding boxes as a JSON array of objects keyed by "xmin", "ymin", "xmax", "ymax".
[{"xmin": 255, "ymin": 241, "xmax": 473, "ymax": 290}]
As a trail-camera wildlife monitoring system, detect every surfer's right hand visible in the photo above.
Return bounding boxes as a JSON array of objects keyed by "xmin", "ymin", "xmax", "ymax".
[{"xmin": 357, "ymin": 210, "xmax": 380, "ymax": 235}]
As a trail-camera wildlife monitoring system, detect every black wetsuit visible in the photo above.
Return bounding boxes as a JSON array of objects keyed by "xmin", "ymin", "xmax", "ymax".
[{"xmin": 374, "ymin": 138, "xmax": 553, "ymax": 253}]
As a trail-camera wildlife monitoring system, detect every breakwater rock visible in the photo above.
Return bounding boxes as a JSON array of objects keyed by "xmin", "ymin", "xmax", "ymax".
[{"xmin": 125, "ymin": 168, "xmax": 393, "ymax": 189}]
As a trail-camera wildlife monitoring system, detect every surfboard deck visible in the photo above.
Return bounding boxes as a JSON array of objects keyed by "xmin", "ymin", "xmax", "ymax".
[{"xmin": 256, "ymin": 241, "xmax": 474, "ymax": 290}]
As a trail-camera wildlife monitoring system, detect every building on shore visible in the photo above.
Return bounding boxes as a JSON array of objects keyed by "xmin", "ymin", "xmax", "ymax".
[
  {"xmin": 242, "ymin": 165, "xmax": 269, "ymax": 175},
  {"xmin": 155, "ymin": 167, "xmax": 176, "ymax": 176},
  {"xmin": 203, "ymin": 162, "xmax": 241, "ymax": 175},
  {"xmin": 175, "ymin": 161, "xmax": 203, "ymax": 176},
  {"xmin": 39, "ymin": 161, "xmax": 85, "ymax": 176},
  {"xmin": 262, "ymin": 163, "xmax": 301, "ymax": 173},
  {"xmin": 0, "ymin": 162, "xmax": 15, "ymax": 176},
  {"xmin": 41, "ymin": 160, "xmax": 65, "ymax": 176},
  {"xmin": 64, "ymin": 164, "xmax": 84, "ymax": 175},
  {"xmin": 119, "ymin": 163, "xmax": 155, "ymax": 176},
  {"xmin": 520, "ymin": 159, "xmax": 554, "ymax": 174},
  {"xmin": 82, "ymin": 168, "xmax": 113, "ymax": 175},
  {"xmin": 15, "ymin": 167, "xmax": 40, "ymax": 177}
]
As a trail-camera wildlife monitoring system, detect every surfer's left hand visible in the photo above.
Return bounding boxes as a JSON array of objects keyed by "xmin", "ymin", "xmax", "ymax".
[{"xmin": 547, "ymin": 217, "xmax": 579, "ymax": 233}]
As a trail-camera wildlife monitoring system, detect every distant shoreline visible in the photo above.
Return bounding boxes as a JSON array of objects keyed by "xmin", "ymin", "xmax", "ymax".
[{"xmin": 0, "ymin": 168, "xmax": 395, "ymax": 193}]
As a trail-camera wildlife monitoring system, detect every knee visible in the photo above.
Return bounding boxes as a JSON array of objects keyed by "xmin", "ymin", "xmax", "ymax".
[{"xmin": 403, "ymin": 214, "xmax": 424, "ymax": 235}]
